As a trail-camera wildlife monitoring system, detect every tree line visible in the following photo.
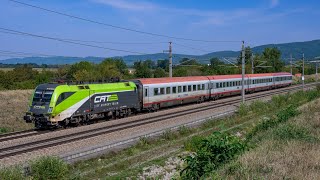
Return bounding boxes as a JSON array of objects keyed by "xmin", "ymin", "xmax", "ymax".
[{"xmin": 0, "ymin": 47, "xmax": 316, "ymax": 90}]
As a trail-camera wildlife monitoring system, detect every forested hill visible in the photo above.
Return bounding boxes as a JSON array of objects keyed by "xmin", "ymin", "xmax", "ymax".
[{"xmin": 1, "ymin": 40, "xmax": 319, "ymax": 65}]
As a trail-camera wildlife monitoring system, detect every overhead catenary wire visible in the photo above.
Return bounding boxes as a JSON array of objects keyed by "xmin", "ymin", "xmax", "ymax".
[
  {"xmin": 0, "ymin": 27, "xmax": 148, "ymax": 55},
  {"xmin": 8, "ymin": 0, "xmax": 241, "ymax": 43}
]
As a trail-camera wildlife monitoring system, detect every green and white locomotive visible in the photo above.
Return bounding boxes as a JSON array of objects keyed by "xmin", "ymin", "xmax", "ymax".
[{"xmin": 24, "ymin": 82, "xmax": 140, "ymax": 129}]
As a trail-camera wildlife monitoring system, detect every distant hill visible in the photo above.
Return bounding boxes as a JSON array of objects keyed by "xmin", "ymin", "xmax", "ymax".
[{"xmin": 1, "ymin": 40, "xmax": 319, "ymax": 65}]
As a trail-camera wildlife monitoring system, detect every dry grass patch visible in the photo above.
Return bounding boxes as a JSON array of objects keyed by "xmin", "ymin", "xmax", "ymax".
[
  {"xmin": 216, "ymin": 98, "xmax": 320, "ymax": 179},
  {"xmin": 0, "ymin": 90, "xmax": 33, "ymax": 132}
]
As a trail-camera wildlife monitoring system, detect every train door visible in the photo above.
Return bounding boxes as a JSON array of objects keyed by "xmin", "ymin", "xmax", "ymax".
[{"xmin": 144, "ymin": 86, "xmax": 149, "ymax": 105}]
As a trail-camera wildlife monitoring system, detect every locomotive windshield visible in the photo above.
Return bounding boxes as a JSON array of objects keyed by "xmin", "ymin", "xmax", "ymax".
[{"xmin": 33, "ymin": 90, "xmax": 54, "ymax": 103}]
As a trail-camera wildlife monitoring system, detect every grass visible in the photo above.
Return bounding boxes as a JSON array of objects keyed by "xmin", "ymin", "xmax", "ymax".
[
  {"xmin": 215, "ymin": 97, "xmax": 320, "ymax": 179},
  {"xmin": 0, "ymin": 90, "xmax": 34, "ymax": 132}
]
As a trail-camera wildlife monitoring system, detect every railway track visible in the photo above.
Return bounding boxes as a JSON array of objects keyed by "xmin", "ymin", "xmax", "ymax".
[{"xmin": 0, "ymin": 83, "xmax": 316, "ymax": 159}]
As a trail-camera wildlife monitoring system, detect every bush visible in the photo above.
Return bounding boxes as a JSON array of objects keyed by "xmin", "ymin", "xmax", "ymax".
[
  {"xmin": 0, "ymin": 127, "xmax": 9, "ymax": 134},
  {"xmin": 181, "ymin": 132, "xmax": 247, "ymax": 179},
  {"xmin": 30, "ymin": 156, "xmax": 68, "ymax": 180},
  {"xmin": 0, "ymin": 166, "xmax": 24, "ymax": 180},
  {"xmin": 184, "ymin": 135, "xmax": 204, "ymax": 152}
]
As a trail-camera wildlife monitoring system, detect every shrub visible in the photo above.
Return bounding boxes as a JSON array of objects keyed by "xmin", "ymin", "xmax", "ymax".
[
  {"xmin": 0, "ymin": 127, "xmax": 9, "ymax": 134},
  {"xmin": 184, "ymin": 135, "xmax": 204, "ymax": 152},
  {"xmin": 181, "ymin": 132, "xmax": 247, "ymax": 179},
  {"xmin": 30, "ymin": 156, "xmax": 68, "ymax": 180},
  {"xmin": 0, "ymin": 166, "xmax": 24, "ymax": 180}
]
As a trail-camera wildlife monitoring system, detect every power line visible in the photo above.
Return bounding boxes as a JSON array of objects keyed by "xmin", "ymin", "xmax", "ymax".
[
  {"xmin": 8, "ymin": 0, "xmax": 241, "ymax": 43},
  {"xmin": 0, "ymin": 29, "xmax": 167, "ymax": 45},
  {"xmin": 0, "ymin": 27, "xmax": 147, "ymax": 55}
]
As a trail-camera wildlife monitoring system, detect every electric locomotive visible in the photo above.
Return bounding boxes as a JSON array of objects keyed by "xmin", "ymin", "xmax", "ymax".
[{"xmin": 24, "ymin": 81, "xmax": 140, "ymax": 129}]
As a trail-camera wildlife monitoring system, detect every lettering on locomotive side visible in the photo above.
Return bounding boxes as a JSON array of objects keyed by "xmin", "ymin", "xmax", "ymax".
[{"xmin": 94, "ymin": 94, "xmax": 118, "ymax": 103}]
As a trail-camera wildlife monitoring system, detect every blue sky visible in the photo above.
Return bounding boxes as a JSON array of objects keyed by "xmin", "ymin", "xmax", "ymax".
[{"xmin": 0, "ymin": 0, "xmax": 319, "ymax": 59}]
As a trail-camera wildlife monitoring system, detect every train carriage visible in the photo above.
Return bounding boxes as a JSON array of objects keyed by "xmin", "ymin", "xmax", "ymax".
[{"xmin": 135, "ymin": 77, "xmax": 210, "ymax": 110}]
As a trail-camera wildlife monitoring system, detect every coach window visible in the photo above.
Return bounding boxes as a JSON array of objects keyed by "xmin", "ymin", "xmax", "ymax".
[
  {"xmin": 193, "ymin": 85, "xmax": 197, "ymax": 91},
  {"xmin": 188, "ymin": 85, "xmax": 192, "ymax": 92},
  {"xmin": 202, "ymin": 84, "xmax": 205, "ymax": 90},
  {"xmin": 160, "ymin": 88, "xmax": 165, "ymax": 95},
  {"xmin": 154, "ymin": 88, "xmax": 159, "ymax": 96},
  {"xmin": 166, "ymin": 87, "xmax": 171, "ymax": 94},
  {"xmin": 183, "ymin": 86, "xmax": 187, "ymax": 92},
  {"xmin": 197, "ymin": 84, "xmax": 201, "ymax": 90},
  {"xmin": 216, "ymin": 83, "xmax": 219, "ymax": 88},
  {"xmin": 172, "ymin": 87, "xmax": 177, "ymax": 94},
  {"xmin": 178, "ymin": 86, "xmax": 182, "ymax": 93}
]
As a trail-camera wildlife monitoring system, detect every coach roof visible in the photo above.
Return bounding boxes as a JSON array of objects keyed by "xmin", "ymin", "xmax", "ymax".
[{"xmin": 138, "ymin": 76, "xmax": 209, "ymax": 85}]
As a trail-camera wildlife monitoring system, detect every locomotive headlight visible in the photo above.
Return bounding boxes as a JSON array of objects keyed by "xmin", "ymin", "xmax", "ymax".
[{"xmin": 48, "ymin": 107, "xmax": 53, "ymax": 113}]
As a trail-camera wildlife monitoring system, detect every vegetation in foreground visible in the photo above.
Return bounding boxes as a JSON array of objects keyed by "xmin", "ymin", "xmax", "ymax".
[{"xmin": 1, "ymin": 87, "xmax": 319, "ymax": 179}]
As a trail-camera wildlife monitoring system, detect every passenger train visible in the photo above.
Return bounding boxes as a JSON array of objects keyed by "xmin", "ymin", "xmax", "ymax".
[{"xmin": 24, "ymin": 72, "xmax": 292, "ymax": 129}]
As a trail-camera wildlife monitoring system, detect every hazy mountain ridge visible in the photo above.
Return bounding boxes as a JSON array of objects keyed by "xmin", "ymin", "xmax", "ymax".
[{"xmin": 1, "ymin": 40, "xmax": 319, "ymax": 65}]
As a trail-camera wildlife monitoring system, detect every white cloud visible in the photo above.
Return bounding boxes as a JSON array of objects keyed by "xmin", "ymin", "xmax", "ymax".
[{"xmin": 93, "ymin": 0, "xmax": 157, "ymax": 11}]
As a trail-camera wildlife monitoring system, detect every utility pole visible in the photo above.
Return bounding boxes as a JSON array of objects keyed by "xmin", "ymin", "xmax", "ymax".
[
  {"xmin": 163, "ymin": 42, "xmax": 173, "ymax": 77},
  {"xmin": 241, "ymin": 41, "xmax": 245, "ymax": 103},
  {"xmin": 302, "ymin": 53, "xmax": 305, "ymax": 90},
  {"xmin": 290, "ymin": 53, "xmax": 293, "ymax": 75},
  {"xmin": 251, "ymin": 53, "xmax": 254, "ymax": 74},
  {"xmin": 169, "ymin": 42, "xmax": 173, "ymax": 78},
  {"xmin": 316, "ymin": 62, "xmax": 318, "ymax": 82}
]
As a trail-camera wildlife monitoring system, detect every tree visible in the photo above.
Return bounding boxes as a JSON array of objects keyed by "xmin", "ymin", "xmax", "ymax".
[
  {"xmin": 153, "ymin": 68, "xmax": 167, "ymax": 78},
  {"xmin": 98, "ymin": 60, "xmax": 122, "ymax": 80},
  {"xmin": 157, "ymin": 59, "xmax": 169, "ymax": 71},
  {"xmin": 134, "ymin": 61, "xmax": 152, "ymax": 78},
  {"xmin": 262, "ymin": 47, "xmax": 284, "ymax": 72},
  {"xmin": 67, "ymin": 61, "xmax": 95, "ymax": 80}
]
